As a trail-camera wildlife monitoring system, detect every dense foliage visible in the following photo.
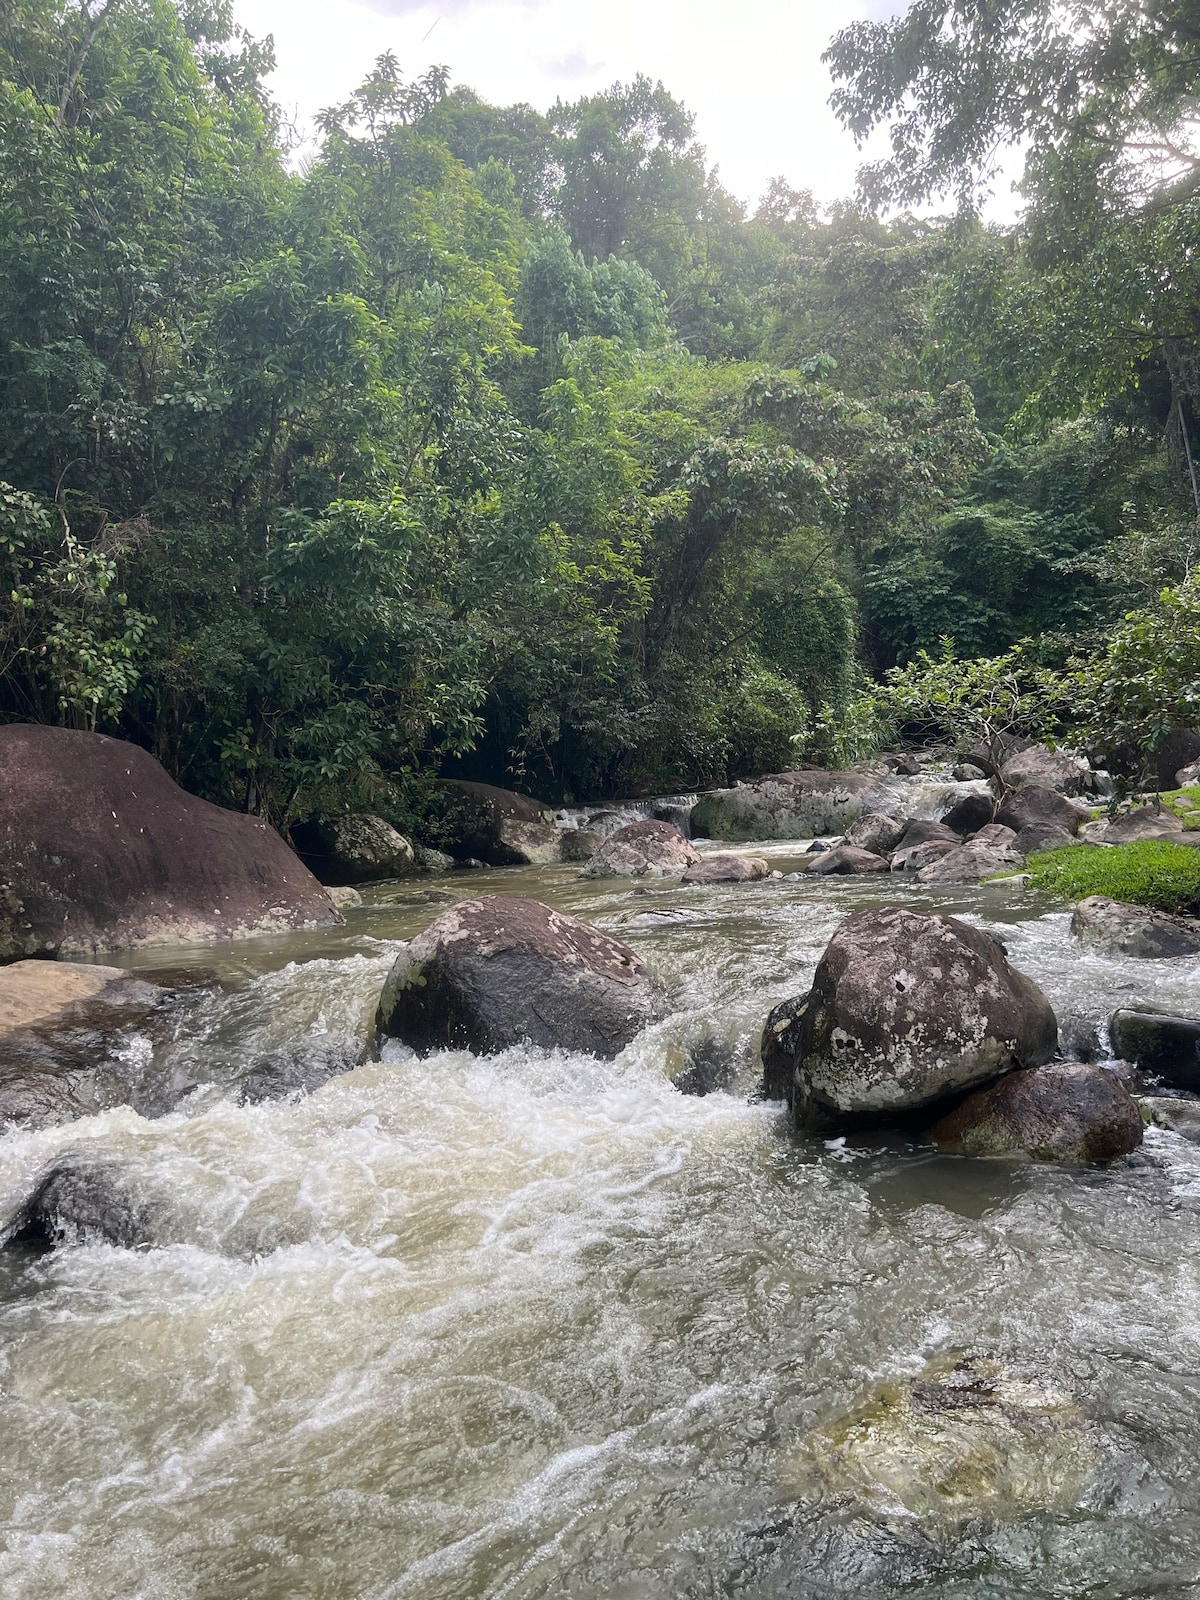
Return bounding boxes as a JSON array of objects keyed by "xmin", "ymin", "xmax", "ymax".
[{"xmin": 1, "ymin": 0, "xmax": 1198, "ymax": 829}]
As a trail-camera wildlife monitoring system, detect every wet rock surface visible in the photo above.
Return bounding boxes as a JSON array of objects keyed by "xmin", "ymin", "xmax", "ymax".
[
  {"xmin": 890, "ymin": 838, "xmax": 959, "ymax": 873},
  {"xmin": 915, "ymin": 828, "xmax": 1022, "ymax": 884},
  {"xmin": 0, "ymin": 724, "xmax": 339, "ymax": 959},
  {"xmin": 690, "ymin": 770, "xmax": 880, "ymax": 841},
  {"xmin": 580, "ymin": 819, "xmax": 700, "ymax": 880},
  {"xmin": 376, "ymin": 894, "xmax": 669, "ymax": 1058},
  {"xmin": 784, "ymin": 1354, "xmax": 1099, "ymax": 1532},
  {"xmin": 927, "ymin": 1062, "xmax": 1143, "ymax": 1162},
  {"xmin": 1071, "ymin": 896, "xmax": 1200, "ymax": 959},
  {"xmin": 292, "ymin": 813, "xmax": 415, "ymax": 884},
  {"xmin": 680, "ymin": 853, "xmax": 770, "ymax": 885},
  {"xmin": 3, "ymin": 1157, "xmax": 155, "ymax": 1253},
  {"xmin": 1110, "ymin": 1009, "xmax": 1200, "ymax": 1090},
  {"xmin": 765, "ymin": 908, "xmax": 1058, "ymax": 1130}
]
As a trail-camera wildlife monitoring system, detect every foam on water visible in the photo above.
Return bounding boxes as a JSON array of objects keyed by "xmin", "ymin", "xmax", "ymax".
[{"xmin": 4, "ymin": 788, "xmax": 1200, "ymax": 1596}]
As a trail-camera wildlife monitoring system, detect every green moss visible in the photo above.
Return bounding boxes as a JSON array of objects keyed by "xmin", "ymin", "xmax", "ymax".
[
  {"xmin": 1157, "ymin": 786, "xmax": 1200, "ymax": 829},
  {"xmin": 1025, "ymin": 842, "xmax": 1200, "ymax": 915}
]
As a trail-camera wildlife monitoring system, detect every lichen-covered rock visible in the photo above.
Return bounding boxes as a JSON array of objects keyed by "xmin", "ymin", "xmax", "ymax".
[
  {"xmin": 580, "ymin": 820, "xmax": 700, "ymax": 879},
  {"xmin": 560, "ymin": 829, "xmax": 602, "ymax": 863},
  {"xmin": 689, "ymin": 770, "xmax": 880, "ymax": 841},
  {"xmin": 1082, "ymin": 805, "xmax": 1185, "ymax": 845},
  {"xmin": 890, "ymin": 839, "xmax": 959, "ymax": 873},
  {"xmin": 927, "ymin": 1062, "xmax": 1142, "ymax": 1162},
  {"xmin": 952, "ymin": 761, "xmax": 987, "ymax": 782},
  {"xmin": 843, "ymin": 813, "xmax": 906, "ymax": 856},
  {"xmin": 1000, "ymin": 744, "xmax": 1091, "ymax": 796},
  {"xmin": 440, "ymin": 780, "xmax": 558, "ymax": 864},
  {"xmin": 294, "ymin": 813, "xmax": 415, "ymax": 884},
  {"xmin": 375, "ymin": 895, "xmax": 669, "ymax": 1058},
  {"xmin": 1071, "ymin": 896, "xmax": 1200, "ymax": 959},
  {"xmin": 764, "ymin": 908, "xmax": 1058, "ymax": 1129},
  {"xmin": 996, "ymin": 785, "xmax": 1088, "ymax": 838},
  {"xmin": 680, "ymin": 853, "xmax": 770, "ymax": 885},
  {"xmin": 915, "ymin": 838, "xmax": 1023, "ymax": 885},
  {"xmin": 807, "ymin": 845, "xmax": 890, "ymax": 876},
  {"xmin": 326, "ymin": 886, "xmax": 363, "ymax": 911},
  {"xmin": 783, "ymin": 1353, "xmax": 1099, "ymax": 1532},
  {"xmin": 412, "ymin": 843, "xmax": 457, "ymax": 874},
  {"xmin": 0, "ymin": 724, "xmax": 338, "ymax": 959}
]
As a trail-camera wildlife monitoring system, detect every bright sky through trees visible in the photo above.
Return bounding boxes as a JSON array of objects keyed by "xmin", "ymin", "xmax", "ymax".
[{"xmin": 235, "ymin": 0, "xmax": 906, "ymax": 208}]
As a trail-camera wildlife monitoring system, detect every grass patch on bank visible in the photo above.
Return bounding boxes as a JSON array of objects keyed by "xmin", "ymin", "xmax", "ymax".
[
  {"xmin": 1025, "ymin": 841, "xmax": 1200, "ymax": 914},
  {"xmin": 1155, "ymin": 785, "xmax": 1200, "ymax": 829}
]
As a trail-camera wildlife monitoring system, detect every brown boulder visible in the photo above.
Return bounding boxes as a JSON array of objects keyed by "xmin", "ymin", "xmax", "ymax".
[
  {"xmin": 895, "ymin": 819, "xmax": 960, "ymax": 849},
  {"xmin": 440, "ymin": 780, "xmax": 557, "ymax": 864},
  {"xmin": 292, "ymin": 812, "xmax": 415, "ymax": 884},
  {"xmin": 763, "ymin": 908, "xmax": 1057, "ymax": 1129},
  {"xmin": 941, "ymin": 792, "xmax": 995, "ymax": 836},
  {"xmin": 376, "ymin": 895, "xmax": 669, "ymax": 1058},
  {"xmin": 581, "ymin": 819, "xmax": 700, "ymax": 880},
  {"xmin": 807, "ymin": 845, "xmax": 890, "ymax": 876},
  {"xmin": 928, "ymin": 1063, "xmax": 1143, "ymax": 1163},
  {"xmin": 0, "ymin": 725, "xmax": 337, "ymax": 960},
  {"xmin": 996, "ymin": 786, "xmax": 1088, "ymax": 838},
  {"xmin": 681, "ymin": 853, "xmax": 770, "ymax": 885},
  {"xmin": 915, "ymin": 837, "xmax": 1023, "ymax": 885}
]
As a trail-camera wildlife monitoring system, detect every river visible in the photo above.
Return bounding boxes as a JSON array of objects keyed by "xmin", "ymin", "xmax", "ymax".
[{"xmin": 2, "ymin": 815, "xmax": 1200, "ymax": 1598}]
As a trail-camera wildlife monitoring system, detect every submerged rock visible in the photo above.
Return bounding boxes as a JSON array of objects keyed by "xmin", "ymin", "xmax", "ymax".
[
  {"xmin": 681, "ymin": 853, "xmax": 770, "ymax": 885},
  {"xmin": 1071, "ymin": 896, "xmax": 1200, "ymax": 959},
  {"xmin": 0, "ymin": 724, "xmax": 339, "ymax": 959},
  {"xmin": 293, "ymin": 813, "xmax": 415, "ymax": 884},
  {"xmin": 764, "ymin": 908, "xmax": 1057, "ymax": 1129},
  {"xmin": 689, "ymin": 770, "xmax": 879, "ymax": 841},
  {"xmin": 672, "ymin": 1035, "xmax": 738, "ymax": 1096},
  {"xmin": 580, "ymin": 820, "xmax": 700, "ymax": 880},
  {"xmin": 927, "ymin": 1062, "xmax": 1142, "ymax": 1162},
  {"xmin": 0, "ymin": 960, "xmax": 181, "ymax": 1128},
  {"xmin": 783, "ymin": 1354, "xmax": 1099, "ymax": 1532},
  {"xmin": 1109, "ymin": 1009, "xmax": 1200, "ymax": 1090},
  {"xmin": 843, "ymin": 813, "xmax": 906, "ymax": 856},
  {"xmin": 1139, "ymin": 1095, "xmax": 1200, "ymax": 1141},
  {"xmin": 806, "ymin": 845, "xmax": 889, "ymax": 876},
  {"xmin": 4, "ymin": 1158, "xmax": 154, "ymax": 1252},
  {"xmin": 375, "ymin": 894, "xmax": 669, "ymax": 1059}
]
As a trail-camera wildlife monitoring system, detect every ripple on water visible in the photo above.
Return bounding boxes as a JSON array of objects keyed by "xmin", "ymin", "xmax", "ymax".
[{"xmin": 2, "ymin": 847, "xmax": 1200, "ymax": 1597}]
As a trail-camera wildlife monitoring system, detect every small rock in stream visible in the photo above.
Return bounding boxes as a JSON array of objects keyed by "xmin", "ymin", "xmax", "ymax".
[
  {"xmin": 927, "ymin": 1062, "xmax": 1143, "ymax": 1163},
  {"xmin": 4, "ymin": 1158, "xmax": 155, "ymax": 1253}
]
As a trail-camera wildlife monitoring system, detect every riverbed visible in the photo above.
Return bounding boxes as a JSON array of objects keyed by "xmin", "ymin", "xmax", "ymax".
[{"xmin": 3, "ymin": 832, "xmax": 1200, "ymax": 1598}]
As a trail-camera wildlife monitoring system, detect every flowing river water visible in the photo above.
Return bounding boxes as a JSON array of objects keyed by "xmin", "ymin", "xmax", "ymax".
[{"xmin": 3, "ymin": 788, "xmax": 1200, "ymax": 1598}]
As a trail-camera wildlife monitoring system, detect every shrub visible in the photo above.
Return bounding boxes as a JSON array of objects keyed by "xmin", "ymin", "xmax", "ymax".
[{"xmin": 1025, "ymin": 842, "xmax": 1200, "ymax": 915}]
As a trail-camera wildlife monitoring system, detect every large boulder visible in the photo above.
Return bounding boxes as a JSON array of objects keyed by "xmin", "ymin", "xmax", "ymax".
[
  {"xmin": 580, "ymin": 820, "xmax": 700, "ymax": 880},
  {"xmin": 1155, "ymin": 728, "xmax": 1200, "ymax": 789},
  {"xmin": 376, "ymin": 895, "xmax": 669, "ymax": 1059},
  {"xmin": 915, "ymin": 834, "xmax": 1023, "ymax": 885},
  {"xmin": 680, "ymin": 853, "xmax": 770, "ymax": 885},
  {"xmin": 843, "ymin": 813, "xmax": 906, "ymax": 856},
  {"xmin": 996, "ymin": 786, "xmax": 1088, "ymax": 838},
  {"xmin": 690, "ymin": 770, "xmax": 880, "ymax": 841},
  {"xmin": 0, "ymin": 960, "xmax": 178, "ymax": 1127},
  {"xmin": 0, "ymin": 726, "xmax": 337, "ymax": 960},
  {"xmin": 293, "ymin": 813, "xmax": 415, "ymax": 884},
  {"xmin": 1071, "ymin": 896, "xmax": 1200, "ymax": 959},
  {"xmin": 895, "ymin": 819, "xmax": 960, "ymax": 849},
  {"xmin": 927, "ymin": 1062, "xmax": 1143, "ymax": 1162},
  {"xmin": 440, "ymin": 780, "xmax": 558, "ymax": 865},
  {"xmin": 807, "ymin": 845, "xmax": 890, "ymax": 876},
  {"xmin": 1082, "ymin": 805, "xmax": 1185, "ymax": 846},
  {"xmin": 964, "ymin": 731, "xmax": 1033, "ymax": 778},
  {"xmin": 940, "ymin": 792, "xmax": 995, "ymax": 837},
  {"xmin": 1109, "ymin": 1009, "xmax": 1200, "ymax": 1090},
  {"xmin": 762, "ymin": 908, "xmax": 1057, "ymax": 1129},
  {"xmin": 999, "ymin": 745, "xmax": 1091, "ymax": 797}
]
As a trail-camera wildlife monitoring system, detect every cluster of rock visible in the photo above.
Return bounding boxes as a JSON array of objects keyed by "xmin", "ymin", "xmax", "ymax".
[{"xmin": 762, "ymin": 906, "xmax": 1142, "ymax": 1163}]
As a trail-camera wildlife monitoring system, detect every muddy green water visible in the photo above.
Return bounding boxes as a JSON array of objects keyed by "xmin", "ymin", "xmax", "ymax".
[{"xmin": 3, "ymin": 837, "xmax": 1200, "ymax": 1598}]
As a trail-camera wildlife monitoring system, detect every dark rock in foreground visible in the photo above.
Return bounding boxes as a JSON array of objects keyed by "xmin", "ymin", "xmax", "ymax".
[
  {"xmin": 376, "ymin": 894, "xmax": 669, "ymax": 1058},
  {"xmin": 1071, "ymin": 896, "xmax": 1200, "ymax": 959},
  {"xmin": 762, "ymin": 908, "xmax": 1057, "ymax": 1129},
  {"xmin": 927, "ymin": 1062, "xmax": 1142, "ymax": 1162},
  {"xmin": 0, "ymin": 724, "xmax": 338, "ymax": 959},
  {"xmin": 1110, "ymin": 1009, "xmax": 1200, "ymax": 1090},
  {"xmin": 581, "ymin": 819, "xmax": 700, "ymax": 879}
]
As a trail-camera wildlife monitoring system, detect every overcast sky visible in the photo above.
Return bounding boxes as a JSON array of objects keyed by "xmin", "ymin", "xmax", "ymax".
[{"xmin": 233, "ymin": 0, "xmax": 908, "ymax": 212}]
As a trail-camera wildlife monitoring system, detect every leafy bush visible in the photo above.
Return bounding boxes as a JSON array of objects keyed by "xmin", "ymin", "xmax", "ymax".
[{"xmin": 1025, "ymin": 842, "xmax": 1200, "ymax": 915}]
